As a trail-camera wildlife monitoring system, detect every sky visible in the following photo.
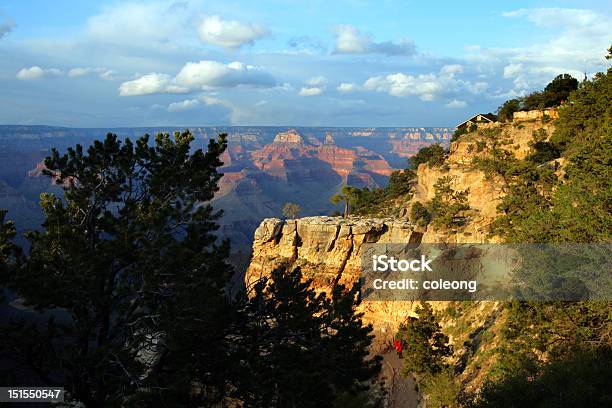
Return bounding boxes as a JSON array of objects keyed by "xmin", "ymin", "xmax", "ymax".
[{"xmin": 0, "ymin": 0, "xmax": 610, "ymax": 127}]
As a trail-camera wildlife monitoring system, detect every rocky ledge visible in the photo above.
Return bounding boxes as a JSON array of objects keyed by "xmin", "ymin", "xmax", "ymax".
[{"xmin": 245, "ymin": 216, "xmax": 423, "ymax": 333}]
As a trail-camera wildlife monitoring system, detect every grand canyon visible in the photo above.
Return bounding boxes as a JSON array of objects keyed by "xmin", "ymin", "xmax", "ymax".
[
  {"xmin": 1, "ymin": 2, "xmax": 609, "ymax": 407},
  {"xmin": 0, "ymin": 125, "xmax": 450, "ymax": 254}
]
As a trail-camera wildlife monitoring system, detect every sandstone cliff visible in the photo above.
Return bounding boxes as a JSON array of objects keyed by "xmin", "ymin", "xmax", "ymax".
[{"xmin": 246, "ymin": 216, "xmax": 422, "ymax": 333}]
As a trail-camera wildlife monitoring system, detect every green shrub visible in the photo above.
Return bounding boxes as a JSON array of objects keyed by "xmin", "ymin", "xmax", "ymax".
[
  {"xmin": 421, "ymin": 368, "xmax": 462, "ymax": 408},
  {"xmin": 410, "ymin": 202, "xmax": 431, "ymax": 226},
  {"xmin": 427, "ymin": 176, "xmax": 470, "ymax": 229},
  {"xmin": 411, "ymin": 144, "xmax": 447, "ymax": 169},
  {"xmin": 451, "ymin": 127, "xmax": 468, "ymax": 142}
]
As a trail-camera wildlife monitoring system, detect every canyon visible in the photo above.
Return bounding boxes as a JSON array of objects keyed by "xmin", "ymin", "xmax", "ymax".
[
  {"xmin": 244, "ymin": 112, "xmax": 560, "ymax": 401},
  {"xmin": 245, "ymin": 114, "xmax": 553, "ymax": 314}
]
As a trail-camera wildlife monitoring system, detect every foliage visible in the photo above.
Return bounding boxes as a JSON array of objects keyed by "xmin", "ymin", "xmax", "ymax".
[
  {"xmin": 0, "ymin": 210, "xmax": 18, "ymax": 303},
  {"xmin": 474, "ymin": 57, "xmax": 612, "ymax": 408},
  {"xmin": 331, "ymin": 185, "xmax": 361, "ymax": 218},
  {"xmin": 396, "ymin": 302, "xmax": 453, "ymax": 377},
  {"xmin": 496, "ymin": 74, "xmax": 579, "ymax": 115},
  {"xmin": 523, "ymin": 74, "xmax": 579, "ymax": 110},
  {"xmin": 409, "ymin": 201, "xmax": 430, "ymax": 227},
  {"xmin": 421, "ymin": 368, "xmax": 462, "ymax": 408},
  {"xmin": 492, "ymin": 62, "xmax": 611, "ymax": 243},
  {"xmin": 451, "ymin": 127, "xmax": 467, "ymax": 143},
  {"xmin": 497, "ymin": 98, "xmax": 521, "ymax": 122},
  {"xmin": 343, "ymin": 169, "xmax": 416, "ymax": 217},
  {"xmin": 427, "ymin": 176, "xmax": 470, "ymax": 229},
  {"xmin": 410, "ymin": 144, "xmax": 447, "ymax": 169},
  {"xmin": 2, "ymin": 131, "xmax": 384, "ymax": 407},
  {"xmin": 282, "ymin": 202, "xmax": 302, "ymax": 219},
  {"xmin": 543, "ymin": 74, "xmax": 579, "ymax": 104},
  {"xmin": 387, "ymin": 169, "xmax": 415, "ymax": 198},
  {"xmin": 235, "ymin": 266, "xmax": 382, "ymax": 407},
  {"xmin": 6, "ymin": 131, "xmax": 233, "ymax": 405},
  {"xmin": 469, "ymin": 347, "xmax": 612, "ymax": 408},
  {"xmin": 526, "ymin": 141, "xmax": 560, "ymax": 164}
]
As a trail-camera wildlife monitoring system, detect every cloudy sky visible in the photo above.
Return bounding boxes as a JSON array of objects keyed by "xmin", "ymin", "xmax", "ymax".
[{"xmin": 1, "ymin": 0, "xmax": 610, "ymax": 127}]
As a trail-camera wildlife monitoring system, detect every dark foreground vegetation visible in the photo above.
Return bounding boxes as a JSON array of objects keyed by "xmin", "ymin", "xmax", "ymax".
[{"xmin": 0, "ymin": 132, "xmax": 380, "ymax": 407}]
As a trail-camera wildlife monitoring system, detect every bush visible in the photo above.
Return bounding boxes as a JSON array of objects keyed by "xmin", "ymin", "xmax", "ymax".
[
  {"xmin": 526, "ymin": 141, "xmax": 560, "ymax": 164},
  {"xmin": 497, "ymin": 98, "xmax": 521, "ymax": 122},
  {"xmin": 427, "ymin": 176, "xmax": 470, "ymax": 229},
  {"xmin": 396, "ymin": 302, "xmax": 453, "ymax": 377},
  {"xmin": 451, "ymin": 127, "xmax": 467, "ymax": 143},
  {"xmin": 387, "ymin": 169, "xmax": 415, "ymax": 198},
  {"xmin": 496, "ymin": 74, "xmax": 578, "ymax": 117},
  {"xmin": 468, "ymin": 348, "xmax": 612, "ymax": 408},
  {"xmin": 410, "ymin": 144, "xmax": 447, "ymax": 169},
  {"xmin": 421, "ymin": 368, "xmax": 462, "ymax": 408},
  {"xmin": 410, "ymin": 202, "xmax": 431, "ymax": 226}
]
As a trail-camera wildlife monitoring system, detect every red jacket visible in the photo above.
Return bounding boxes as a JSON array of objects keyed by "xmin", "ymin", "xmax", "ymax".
[{"xmin": 393, "ymin": 339, "xmax": 403, "ymax": 353}]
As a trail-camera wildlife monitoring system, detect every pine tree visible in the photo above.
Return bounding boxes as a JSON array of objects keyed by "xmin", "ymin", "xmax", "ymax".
[
  {"xmin": 0, "ymin": 210, "xmax": 17, "ymax": 298},
  {"xmin": 234, "ymin": 266, "xmax": 381, "ymax": 407},
  {"xmin": 331, "ymin": 185, "xmax": 360, "ymax": 218},
  {"xmin": 397, "ymin": 302, "xmax": 452, "ymax": 377},
  {"xmin": 9, "ymin": 131, "xmax": 234, "ymax": 406}
]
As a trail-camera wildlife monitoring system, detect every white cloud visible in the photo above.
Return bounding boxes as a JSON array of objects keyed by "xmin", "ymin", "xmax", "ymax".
[
  {"xmin": 299, "ymin": 86, "xmax": 324, "ymax": 96},
  {"xmin": 99, "ymin": 70, "xmax": 117, "ymax": 81},
  {"xmin": 445, "ymin": 99, "xmax": 467, "ymax": 108},
  {"xmin": 68, "ymin": 67, "xmax": 91, "ymax": 77},
  {"xmin": 499, "ymin": 62, "xmax": 582, "ymax": 98},
  {"xmin": 120, "ymin": 73, "xmax": 177, "ymax": 96},
  {"xmin": 502, "ymin": 63, "xmax": 523, "ymax": 78},
  {"xmin": 0, "ymin": 16, "xmax": 15, "ymax": 39},
  {"xmin": 275, "ymin": 82, "xmax": 294, "ymax": 91},
  {"xmin": 16, "ymin": 66, "xmax": 63, "ymax": 80},
  {"xmin": 175, "ymin": 61, "xmax": 274, "ymax": 89},
  {"xmin": 440, "ymin": 64, "xmax": 464, "ymax": 77},
  {"xmin": 335, "ymin": 25, "xmax": 367, "ymax": 53},
  {"xmin": 68, "ymin": 67, "xmax": 116, "ymax": 80},
  {"xmin": 305, "ymin": 76, "xmax": 327, "ymax": 86},
  {"xmin": 334, "ymin": 25, "xmax": 416, "ymax": 56},
  {"xmin": 168, "ymin": 99, "xmax": 200, "ymax": 112},
  {"xmin": 363, "ymin": 65, "xmax": 487, "ymax": 101},
  {"xmin": 197, "ymin": 15, "xmax": 268, "ymax": 49},
  {"xmin": 469, "ymin": 7, "xmax": 612, "ymax": 98},
  {"xmin": 337, "ymin": 83, "xmax": 357, "ymax": 93},
  {"xmin": 119, "ymin": 60, "xmax": 275, "ymax": 96},
  {"xmin": 502, "ymin": 8, "xmax": 600, "ymax": 28}
]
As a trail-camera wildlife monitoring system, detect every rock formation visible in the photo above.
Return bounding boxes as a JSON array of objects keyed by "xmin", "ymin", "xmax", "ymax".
[
  {"xmin": 246, "ymin": 216, "xmax": 422, "ymax": 333},
  {"xmin": 245, "ymin": 111, "xmax": 559, "ymax": 333},
  {"xmin": 272, "ymin": 129, "xmax": 305, "ymax": 144}
]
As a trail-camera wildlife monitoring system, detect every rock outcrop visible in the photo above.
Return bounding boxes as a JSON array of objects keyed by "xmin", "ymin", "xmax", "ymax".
[
  {"xmin": 246, "ymin": 216, "xmax": 423, "ymax": 333},
  {"xmin": 273, "ymin": 129, "xmax": 305, "ymax": 144},
  {"xmin": 245, "ymin": 112, "xmax": 559, "ymax": 333}
]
